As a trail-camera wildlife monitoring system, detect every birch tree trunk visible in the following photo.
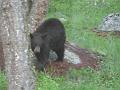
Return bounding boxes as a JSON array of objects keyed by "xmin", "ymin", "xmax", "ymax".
[{"xmin": 0, "ymin": 0, "xmax": 48, "ymax": 90}]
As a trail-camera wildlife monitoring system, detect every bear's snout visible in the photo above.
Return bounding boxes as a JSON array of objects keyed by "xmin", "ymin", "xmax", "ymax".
[{"xmin": 34, "ymin": 46, "xmax": 40, "ymax": 53}]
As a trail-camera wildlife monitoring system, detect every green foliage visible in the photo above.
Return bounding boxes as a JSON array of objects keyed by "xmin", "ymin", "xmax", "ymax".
[
  {"xmin": 37, "ymin": 0, "xmax": 120, "ymax": 90},
  {"xmin": 0, "ymin": 72, "xmax": 7, "ymax": 90},
  {"xmin": 36, "ymin": 68, "xmax": 120, "ymax": 90},
  {"xmin": 36, "ymin": 72, "xmax": 64, "ymax": 90}
]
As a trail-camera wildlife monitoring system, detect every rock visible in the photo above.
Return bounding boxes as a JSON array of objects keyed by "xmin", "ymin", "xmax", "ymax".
[
  {"xmin": 49, "ymin": 49, "xmax": 81, "ymax": 64},
  {"xmin": 49, "ymin": 50, "xmax": 58, "ymax": 61},
  {"xmin": 98, "ymin": 13, "xmax": 120, "ymax": 31},
  {"xmin": 64, "ymin": 49, "xmax": 81, "ymax": 64}
]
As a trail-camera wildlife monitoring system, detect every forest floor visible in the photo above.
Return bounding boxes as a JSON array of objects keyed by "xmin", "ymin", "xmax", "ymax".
[{"xmin": 45, "ymin": 42, "xmax": 102, "ymax": 77}]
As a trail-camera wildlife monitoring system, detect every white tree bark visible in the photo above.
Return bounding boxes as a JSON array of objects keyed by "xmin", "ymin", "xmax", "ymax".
[{"xmin": 0, "ymin": 0, "xmax": 48, "ymax": 90}]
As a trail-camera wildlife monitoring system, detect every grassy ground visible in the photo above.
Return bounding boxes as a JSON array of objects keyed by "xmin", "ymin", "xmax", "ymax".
[
  {"xmin": 36, "ymin": 0, "xmax": 120, "ymax": 90},
  {"xmin": 0, "ymin": 0, "xmax": 120, "ymax": 90},
  {"xmin": 0, "ymin": 72, "xmax": 7, "ymax": 90}
]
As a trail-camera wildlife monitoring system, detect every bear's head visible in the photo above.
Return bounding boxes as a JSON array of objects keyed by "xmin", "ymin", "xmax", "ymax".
[{"xmin": 30, "ymin": 33, "xmax": 47, "ymax": 54}]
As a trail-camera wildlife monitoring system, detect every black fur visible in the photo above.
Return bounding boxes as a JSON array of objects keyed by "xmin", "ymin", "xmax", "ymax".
[{"xmin": 30, "ymin": 18, "xmax": 66, "ymax": 69}]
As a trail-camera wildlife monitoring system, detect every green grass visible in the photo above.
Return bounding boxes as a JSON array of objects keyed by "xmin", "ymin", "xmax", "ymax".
[
  {"xmin": 36, "ymin": 0, "xmax": 120, "ymax": 90},
  {"xmin": 36, "ymin": 68, "xmax": 120, "ymax": 90},
  {"xmin": 0, "ymin": 72, "xmax": 7, "ymax": 90}
]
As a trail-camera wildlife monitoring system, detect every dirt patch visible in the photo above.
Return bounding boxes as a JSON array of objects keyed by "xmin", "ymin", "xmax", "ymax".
[
  {"xmin": 45, "ymin": 61, "xmax": 71, "ymax": 76},
  {"xmin": 45, "ymin": 42, "xmax": 101, "ymax": 76},
  {"xmin": 93, "ymin": 28, "xmax": 120, "ymax": 37}
]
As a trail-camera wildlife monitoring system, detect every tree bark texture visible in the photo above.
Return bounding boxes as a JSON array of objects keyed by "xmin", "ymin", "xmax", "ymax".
[
  {"xmin": 0, "ymin": 0, "xmax": 48, "ymax": 90},
  {"xmin": 0, "ymin": 36, "xmax": 5, "ymax": 71}
]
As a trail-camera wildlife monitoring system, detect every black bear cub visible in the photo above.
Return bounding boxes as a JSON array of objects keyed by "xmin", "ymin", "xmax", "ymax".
[{"xmin": 30, "ymin": 18, "xmax": 66, "ymax": 70}]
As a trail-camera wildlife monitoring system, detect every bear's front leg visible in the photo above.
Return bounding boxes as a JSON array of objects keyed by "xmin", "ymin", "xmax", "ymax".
[{"xmin": 55, "ymin": 47, "xmax": 64, "ymax": 61}]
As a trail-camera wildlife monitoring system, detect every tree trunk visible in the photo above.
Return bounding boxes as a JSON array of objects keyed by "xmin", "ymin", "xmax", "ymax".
[
  {"xmin": 0, "ymin": 0, "xmax": 48, "ymax": 90},
  {"xmin": 0, "ymin": 36, "xmax": 5, "ymax": 71}
]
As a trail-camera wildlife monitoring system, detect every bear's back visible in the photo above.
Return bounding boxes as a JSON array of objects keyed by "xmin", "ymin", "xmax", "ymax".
[{"xmin": 36, "ymin": 18, "xmax": 65, "ymax": 33}]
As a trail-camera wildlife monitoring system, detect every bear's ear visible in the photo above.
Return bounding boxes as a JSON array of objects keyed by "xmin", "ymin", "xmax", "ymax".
[
  {"xmin": 41, "ymin": 33, "xmax": 47, "ymax": 39},
  {"xmin": 30, "ymin": 33, "xmax": 33, "ymax": 39}
]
